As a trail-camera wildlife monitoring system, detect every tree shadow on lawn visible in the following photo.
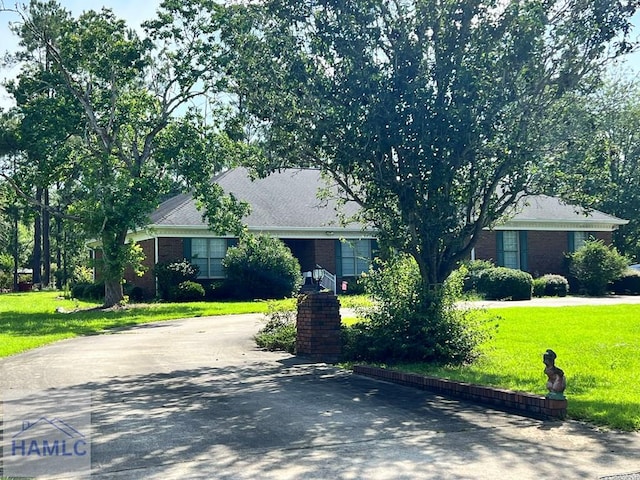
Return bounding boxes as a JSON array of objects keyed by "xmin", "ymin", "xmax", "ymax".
[
  {"xmin": 0, "ymin": 310, "xmax": 139, "ymax": 337},
  {"xmin": 0, "ymin": 306, "xmax": 206, "ymax": 337},
  {"xmin": 4, "ymin": 360, "xmax": 637, "ymax": 478}
]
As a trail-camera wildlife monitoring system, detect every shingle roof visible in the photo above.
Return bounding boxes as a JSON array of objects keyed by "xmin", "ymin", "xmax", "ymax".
[
  {"xmin": 149, "ymin": 169, "xmax": 626, "ymax": 232},
  {"xmin": 502, "ymin": 194, "xmax": 627, "ymax": 227},
  {"xmin": 150, "ymin": 168, "xmax": 364, "ymax": 230}
]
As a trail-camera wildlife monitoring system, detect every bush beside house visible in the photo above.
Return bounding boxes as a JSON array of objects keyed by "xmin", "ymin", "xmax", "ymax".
[
  {"xmin": 569, "ymin": 240, "xmax": 628, "ymax": 296},
  {"xmin": 223, "ymin": 233, "xmax": 302, "ymax": 300},
  {"xmin": 533, "ymin": 274, "xmax": 569, "ymax": 297},
  {"xmin": 477, "ymin": 267, "xmax": 533, "ymax": 301},
  {"xmin": 154, "ymin": 259, "xmax": 200, "ymax": 301},
  {"xmin": 610, "ymin": 270, "xmax": 640, "ymax": 295}
]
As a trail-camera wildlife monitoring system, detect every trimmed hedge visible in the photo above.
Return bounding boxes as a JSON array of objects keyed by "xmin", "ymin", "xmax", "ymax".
[
  {"xmin": 461, "ymin": 260, "xmax": 495, "ymax": 293},
  {"xmin": 174, "ymin": 280, "xmax": 205, "ymax": 302},
  {"xmin": 71, "ymin": 282, "xmax": 105, "ymax": 300},
  {"xmin": 477, "ymin": 267, "xmax": 533, "ymax": 301},
  {"xmin": 533, "ymin": 274, "xmax": 569, "ymax": 297},
  {"xmin": 610, "ymin": 270, "xmax": 640, "ymax": 295}
]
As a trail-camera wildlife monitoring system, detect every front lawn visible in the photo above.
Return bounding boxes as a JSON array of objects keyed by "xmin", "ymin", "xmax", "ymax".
[
  {"xmin": 0, "ymin": 291, "xmax": 291, "ymax": 358},
  {"xmin": 394, "ymin": 304, "xmax": 640, "ymax": 431}
]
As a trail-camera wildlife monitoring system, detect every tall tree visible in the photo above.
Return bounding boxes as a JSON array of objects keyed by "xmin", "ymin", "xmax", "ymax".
[
  {"xmin": 542, "ymin": 75, "xmax": 640, "ymax": 261},
  {"xmin": 2, "ymin": 1, "xmax": 249, "ymax": 306},
  {"xmin": 216, "ymin": 0, "xmax": 637, "ymax": 287}
]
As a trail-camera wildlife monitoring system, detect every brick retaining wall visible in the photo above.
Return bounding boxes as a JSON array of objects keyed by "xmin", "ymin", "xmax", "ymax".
[{"xmin": 353, "ymin": 365, "xmax": 567, "ymax": 420}]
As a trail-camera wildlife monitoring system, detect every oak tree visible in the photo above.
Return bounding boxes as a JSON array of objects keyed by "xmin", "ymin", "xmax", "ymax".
[
  {"xmin": 2, "ymin": 0, "xmax": 249, "ymax": 306},
  {"xmin": 217, "ymin": 0, "xmax": 637, "ymax": 287}
]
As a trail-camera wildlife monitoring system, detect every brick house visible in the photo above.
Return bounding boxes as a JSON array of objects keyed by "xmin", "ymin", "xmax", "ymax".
[{"xmin": 121, "ymin": 168, "xmax": 627, "ymax": 298}]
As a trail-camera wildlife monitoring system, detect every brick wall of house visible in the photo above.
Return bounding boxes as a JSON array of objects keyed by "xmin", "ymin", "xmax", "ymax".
[
  {"xmin": 122, "ymin": 237, "xmax": 185, "ymax": 299},
  {"xmin": 158, "ymin": 237, "xmax": 184, "ymax": 263},
  {"xmin": 473, "ymin": 232, "xmax": 497, "ymax": 264},
  {"xmin": 474, "ymin": 230, "xmax": 616, "ymax": 277},
  {"xmin": 314, "ymin": 239, "xmax": 337, "ymax": 274},
  {"xmin": 123, "ymin": 239, "xmax": 155, "ymax": 297},
  {"xmin": 526, "ymin": 231, "xmax": 570, "ymax": 276}
]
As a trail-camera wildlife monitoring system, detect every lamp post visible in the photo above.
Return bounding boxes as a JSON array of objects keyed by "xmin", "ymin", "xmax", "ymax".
[{"xmin": 312, "ymin": 266, "xmax": 324, "ymax": 291}]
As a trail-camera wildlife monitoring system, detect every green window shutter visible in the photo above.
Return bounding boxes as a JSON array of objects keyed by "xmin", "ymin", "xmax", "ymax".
[
  {"xmin": 227, "ymin": 238, "xmax": 238, "ymax": 248},
  {"xmin": 519, "ymin": 231, "xmax": 528, "ymax": 271},
  {"xmin": 496, "ymin": 231, "xmax": 504, "ymax": 266},
  {"xmin": 335, "ymin": 240, "xmax": 343, "ymax": 277},
  {"xmin": 568, "ymin": 232, "xmax": 575, "ymax": 252},
  {"xmin": 183, "ymin": 238, "xmax": 192, "ymax": 260}
]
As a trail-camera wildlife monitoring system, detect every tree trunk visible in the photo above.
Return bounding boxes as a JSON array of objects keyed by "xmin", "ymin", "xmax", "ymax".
[
  {"xmin": 12, "ymin": 211, "xmax": 19, "ymax": 292},
  {"xmin": 43, "ymin": 188, "xmax": 51, "ymax": 287},
  {"xmin": 33, "ymin": 187, "xmax": 42, "ymax": 286},
  {"xmin": 56, "ymin": 216, "xmax": 63, "ymax": 288},
  {"xmin": 100, "ymin": 227, "xmax": 128, "ymax": 307},
  {"xmin": 103, "ymin": 278, "xmax": 124, "ymax": 308}
]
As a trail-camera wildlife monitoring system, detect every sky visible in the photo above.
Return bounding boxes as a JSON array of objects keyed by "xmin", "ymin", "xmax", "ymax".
[
  {"xmin": 0, "ymin": 0, "xmax": 161, "ymax": 108},
  {"xmin": 1, "ymin": 1, "xmax": 640, "ymax": 110}
]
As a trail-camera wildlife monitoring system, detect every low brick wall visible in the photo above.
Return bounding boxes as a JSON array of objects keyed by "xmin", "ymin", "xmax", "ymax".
[
  {"xmin": 296, "ymin": 292, "xmax": 342, "ymax": 363},
  {"xmin": 353, "ymin": 365, "xmax": 567, "ymax": 420}
]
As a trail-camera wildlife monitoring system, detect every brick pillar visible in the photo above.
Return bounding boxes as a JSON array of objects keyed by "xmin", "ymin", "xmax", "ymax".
[{"xmin": 296, "ymin": 292, "xmax": 342, "ymax": 363}]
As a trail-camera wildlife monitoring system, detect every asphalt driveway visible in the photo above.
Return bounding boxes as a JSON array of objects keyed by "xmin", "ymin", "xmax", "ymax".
[{"xmin": 1, "ymin": 313, "xmax": 640, "ymax": 479}]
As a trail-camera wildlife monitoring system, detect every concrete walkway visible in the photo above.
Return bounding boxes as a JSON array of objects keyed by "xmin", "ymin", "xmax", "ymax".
[
  {"xmin": 463, "ymin": 294, "xmax": 640, "ymax": 309},
  {"xmin": 1, "ymin": 310, "xmax": 640, "ymax": 479}
]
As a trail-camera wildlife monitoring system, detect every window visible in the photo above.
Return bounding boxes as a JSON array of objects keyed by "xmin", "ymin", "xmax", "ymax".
[
  {"xmin": 501, "ymin": 231, "xmax": 520, "ymax": 269},
  {"xmin": 497, "ymin": 231, "xmax": 528, "ymax": 271},
  {"xmin": 570, "ymin": 231, "xmax": 590, "ymax": 252},
  {"xmin": 341, "ymin": 240, "xmax": 372, "ymax": 277},
  {"xmin": 191, "ymin": 238, "xmax": 228, "ymax": 278}
]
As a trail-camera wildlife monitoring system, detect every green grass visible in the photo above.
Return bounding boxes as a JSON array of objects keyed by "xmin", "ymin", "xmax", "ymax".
[
  {"xmin": 0, "ymin": 291, "xmax": 288, "ymax": 358},
  {"xmin": 394, "ymin": 304, "xmax": 640, "ymax": 431},
  {"xmin": 4, "ymin": 292, "xmax": 639, "ymax": 430},
  {"xmin": 338, "ymin": 294, "xmax": 373, "ymax": 309}
]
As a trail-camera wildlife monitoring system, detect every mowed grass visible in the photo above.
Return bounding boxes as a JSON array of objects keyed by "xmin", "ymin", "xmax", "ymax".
[
  {"xmin": 0, "ymin": 291, "xmax": 292, "ymax": 358},
  {"xmin": 396, "ymin": 304, "xmax": 640, "ymax": 431}
]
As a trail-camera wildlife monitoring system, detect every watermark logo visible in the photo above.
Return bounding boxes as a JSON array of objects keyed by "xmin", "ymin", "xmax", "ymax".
[{"xmin": 2, "ymin": 390, "xmax": 92, "ymax": 478}]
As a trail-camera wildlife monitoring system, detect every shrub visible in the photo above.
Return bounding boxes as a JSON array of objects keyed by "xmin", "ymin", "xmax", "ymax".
[
  {"xmin": 71, "ymin": 282, "xmax": 104, "ymax": 300},
  {"xmin": 339, "ymin": 275, "xmax": 367, "ymax": 295},
  {"xmin": 569, "ymin": 240, "xmax": 628, "ymax": 296},
  {"xmin": 538, "ymin": 274, "xmax": 569, "ymax": 297},
  {"xmin": 72, "ymin": 265, "xmax": 95, "ymax": 285},
  {"xmin": 174, "ymin": 281, "xmax": 205, "ymax": 302},
  {"xmin": 154, "ymin": 259, "xmax": 199, "ymax": 300},
  {"xmin": 610, "ymin": 270, "xmax": 640, "ymax": 295},
  {"xmin": 206, "ymin": 280, "xmax": 236, "ymax": 300},
  {"xmin": 0, "ymin": 271, "xmax": 12, "ymax": 290},
  {"xmin": 223, "ymin": 233, "xmax": 301, "ymax": 299},
  {"xmin": 532, "ymin": 277, "xmax": 546, "ymax": 297},
  {"xmin": 341, "ymin": 254, "xmax": 494, "ymax": 364},
  {"xmin": 254, "ymin": 303, "xmax": 297, "ymax": 353},
  {"xmin": 126, "ymin": 285, "xmax": 146, "ymax": 302},
  {"xmin": 477, "ymin": 267, "xmax": 533, "ymax": 301},
  {"xmin": 0, "ymin": 253, "xmax": 13, "ymax": 273},
  {"xmin": 459, "ymin": 260, "xmax": 495, "ymax": 293}
]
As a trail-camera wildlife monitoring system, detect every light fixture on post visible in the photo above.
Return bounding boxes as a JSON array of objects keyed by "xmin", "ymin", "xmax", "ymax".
[{"xmin": 312, "ymin": 266, "xmax": 324, "ymax": 291}]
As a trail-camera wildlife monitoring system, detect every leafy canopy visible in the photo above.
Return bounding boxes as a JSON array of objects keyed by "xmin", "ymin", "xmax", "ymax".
[{"xmin": 216, "ymin": 0, "xmax": 637, "ymax": 285}]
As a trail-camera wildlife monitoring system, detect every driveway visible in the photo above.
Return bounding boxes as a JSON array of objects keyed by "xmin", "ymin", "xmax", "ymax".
[{"xmin": 1, "ymin": 313, "xmax": 640, "ymax": 479}]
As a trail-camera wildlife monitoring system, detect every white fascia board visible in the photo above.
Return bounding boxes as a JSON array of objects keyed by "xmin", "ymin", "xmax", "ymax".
[
  {"xmin": 491, "ymin": 219, "xmax": 628, "ymax": 232},
  {"xmin": 127, "ymin": 225, "xmax": 376, "ymax": 242}
]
